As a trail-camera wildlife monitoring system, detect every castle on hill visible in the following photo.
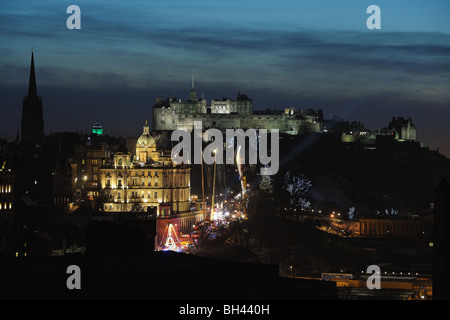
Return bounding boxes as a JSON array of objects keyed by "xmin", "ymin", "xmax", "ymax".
[{"xmin": 152, "ymin": 78, "xmax": 323, "ymax": 135}]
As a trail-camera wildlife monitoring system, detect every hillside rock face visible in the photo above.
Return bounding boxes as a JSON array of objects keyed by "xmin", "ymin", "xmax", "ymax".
[{"xmin": 277, "ymin": 133, "xmax": 450, "ymax": 216}]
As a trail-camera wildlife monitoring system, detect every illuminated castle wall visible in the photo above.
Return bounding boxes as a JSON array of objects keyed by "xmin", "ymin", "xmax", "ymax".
[
  {"xmin": 152, "ymin": 88, "xmax": 322, "ymax": 134},
  {"xmin": 388, "ymin": 117, "xmax": 416, "ymax": 141}
]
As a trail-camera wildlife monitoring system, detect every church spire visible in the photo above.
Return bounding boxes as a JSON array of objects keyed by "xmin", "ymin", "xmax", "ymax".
[
  {"xmin": 28, "ymin": 50, "xmax": 38, "ymax": 98},
  {"xmin": 21, "ymin": 50, "xmax": 44, "ymax": 145}
]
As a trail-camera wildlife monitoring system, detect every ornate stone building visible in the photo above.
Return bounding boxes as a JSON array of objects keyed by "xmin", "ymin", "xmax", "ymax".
[{"xmin": 99, "ymin": 121, "xmax": 191, "ymax": 215}]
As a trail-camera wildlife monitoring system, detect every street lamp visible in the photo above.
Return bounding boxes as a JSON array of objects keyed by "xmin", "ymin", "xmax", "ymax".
[{"xmin": 211, "ymin": 149, "xmax": 217, "ymax": 222}]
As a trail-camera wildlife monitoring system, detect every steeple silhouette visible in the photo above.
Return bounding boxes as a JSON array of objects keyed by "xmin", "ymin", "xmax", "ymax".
[
  {"xmin": 21, "ymin": 51, "xmax": 44, "ymax": 145},
  {"xmin": 28, "ymin": 51, "xmax": 38, "ymax": 98}
]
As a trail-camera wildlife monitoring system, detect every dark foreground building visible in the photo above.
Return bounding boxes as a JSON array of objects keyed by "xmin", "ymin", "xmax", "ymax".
[
  {"xmin": 0, "ymin": 252, "xmax": 336, "ymax": 300},
  {"xmin": 0, "ymin": 219, "xmax": 336, "ymax": 300},
  {"xmin": 433, "ymin": 177, "xmax": 450, "ymax": 300}
]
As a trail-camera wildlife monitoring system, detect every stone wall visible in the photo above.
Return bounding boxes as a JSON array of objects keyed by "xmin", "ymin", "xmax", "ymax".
[{"xmin": 153, "ymin": 107, "xmax": 320, "ymax": 134}]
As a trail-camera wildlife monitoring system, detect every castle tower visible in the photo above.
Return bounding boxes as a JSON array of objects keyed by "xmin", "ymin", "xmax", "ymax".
[
  {"xmin": 21, "ymin": 51, "xmax": 44, "ymax": 145},
  {"xmin": 189, "ymin": 71, "xmax": 197, "ymax": 101}
]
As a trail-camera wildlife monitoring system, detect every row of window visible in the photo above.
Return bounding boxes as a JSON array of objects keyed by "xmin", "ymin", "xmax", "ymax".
[
  {"xmin": 361, "ymin": 222, "xmax": 420, "ymax": 236},
  {"xmin": 105, "ymin": 171, "xmax": 162, "ymax": 177},
  {"xmin": 128, "ymin": 190, "xmax": 186, "ymax": 199},
  {"xmin": 80, "ymin": 166, "xmax": 99, "ymax": 174},
  {"xmin": 0, "ymin": 185, "xmax": 12, "ymax": 193},
  {"xmin": 107, "ymin": 178, "xmax": 159, "ymax": 187},
  {"xmin": 116, "ymin": 191, "xmax": 159, "ymax": 200},
  {"xmin": 106, "ymin": 177, "xmax": 188, "ymax": 188},
  {"xmin": 53, "ymin": 197, "xmax": 70, "ymax": 205},
  {"xmin": 0, "ymin": 202, "xmax": 12, "ymax": 210},
  {"xmin": 110, "ymin": 189, "xmax": 188, "ymax": 200},
  {"xmin": 81, "ymin": 159, "xmax": 102, "ymax": 165}
]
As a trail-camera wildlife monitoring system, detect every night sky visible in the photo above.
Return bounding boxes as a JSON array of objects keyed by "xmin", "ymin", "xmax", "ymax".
[{"xmin": 1, "ymin": 1, "xmax": 449, "ymax": 156}]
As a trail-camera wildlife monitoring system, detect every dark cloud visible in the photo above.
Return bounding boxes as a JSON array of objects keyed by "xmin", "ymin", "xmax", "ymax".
[{"xmin": 1, "ymin": 2, "xmax": 449, "ymax": 156}]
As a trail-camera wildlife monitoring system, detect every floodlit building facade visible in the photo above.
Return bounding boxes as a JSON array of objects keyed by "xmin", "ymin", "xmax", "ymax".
[
  {"xmin": 100, "ymin": 120, "xmax": 191, "ymax": 215},
  {"xmin": 152, "ymin": 85, "xmax": 322, "ymax": 135}
]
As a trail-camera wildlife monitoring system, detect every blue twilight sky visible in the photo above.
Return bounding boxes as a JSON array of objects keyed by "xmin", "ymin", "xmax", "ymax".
[{"xmin": 1, "ymin": 0, "xmax": 450, "ymax": 155}]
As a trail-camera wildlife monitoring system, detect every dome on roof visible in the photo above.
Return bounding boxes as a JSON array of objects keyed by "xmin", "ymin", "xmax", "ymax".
[
  {"xmin": 92, "ymin": 121, "xmax": 103, "ymax": 135},
  {"xmin": 136, "ymin": 120, "xmax": 155, "ymax": 147},
  {"xmin": 137, "ymin": 133, "xmax": 155, "ymax": 147},
  {"xmin": 93, "ymin": 121, "xmax": 102, "ymax": 128}
]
